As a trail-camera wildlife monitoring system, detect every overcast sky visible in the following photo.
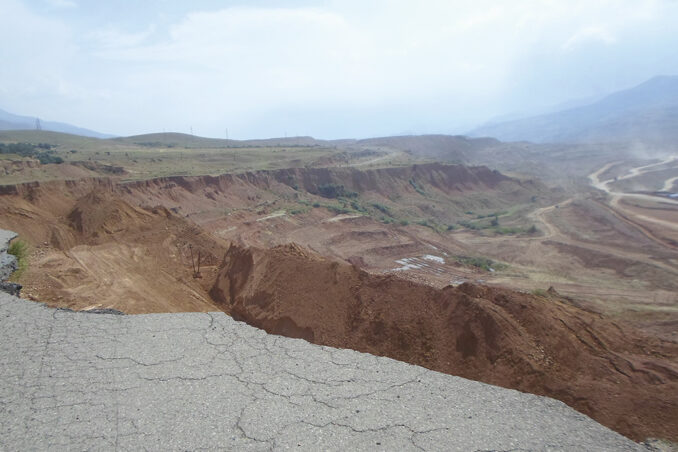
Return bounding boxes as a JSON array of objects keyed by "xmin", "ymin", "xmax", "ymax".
[{"xmin": 2, "ymin": 0, "xmax": 678, "ymax": 139}]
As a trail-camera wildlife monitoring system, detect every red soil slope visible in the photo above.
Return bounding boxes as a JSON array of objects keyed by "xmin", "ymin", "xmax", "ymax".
[{"xmin": 210, "ymin": 243, "xmax": 678, "ymax": 442}]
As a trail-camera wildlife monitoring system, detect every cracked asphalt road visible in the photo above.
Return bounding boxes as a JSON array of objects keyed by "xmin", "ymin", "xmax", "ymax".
[
  {"xmin": 0, "ymin": 293, "xmax": 645, "ymax": 451},
  {"xmin": 0, "ymin": 227, "xmax": 644, "ymax": 451}
]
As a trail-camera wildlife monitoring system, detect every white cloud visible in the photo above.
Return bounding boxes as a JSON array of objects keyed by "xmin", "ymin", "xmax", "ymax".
[
  {"xmin": 562, "ymin": 26, "xmax": 617, "ymax": 51},
  {"xmin": 88, "ymin": 25, "xmax": 156, "ymax": 49},
  {"xmin": 1, "ymin": 0, "xmax": 677, "ymax": 138},
  {"xmin": 45, "ymin": 0, "xmax": 76, "ymax": 9}
]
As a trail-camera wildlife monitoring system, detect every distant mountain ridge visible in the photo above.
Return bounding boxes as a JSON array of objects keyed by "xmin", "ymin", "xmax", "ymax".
[
  {"xmin": 0, "ymin": 108, "xmax": 113, "ymax": 139},
  {"xmin": 469, "ymin": 75, "xmax": 678, "ymax": 144}
]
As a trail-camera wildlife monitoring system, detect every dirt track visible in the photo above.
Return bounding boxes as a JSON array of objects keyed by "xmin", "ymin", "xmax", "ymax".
[
  {"xmin": 589, "ymin": 156, "xmax": 678, "ymax": 208},
  {"xmin": 528, "ymin": 197, "xmax": 678, "ymax": 275}
]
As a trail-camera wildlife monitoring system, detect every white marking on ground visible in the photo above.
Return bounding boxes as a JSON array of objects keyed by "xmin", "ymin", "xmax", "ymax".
[
  {"xmin": 392, "ymin": 257, "xmax": 423, "ymax": 271},
  {"xmin": 256, "ymin": 211, "xmax": 287, "ymax": 222},
  {"xmin": 322, "ymin": 214, "xmax": 363, "ymax": 223},
  {"xmin": 216, "ymin": 226, "xmax": 237, "ymax": 236},
  {"xmin": 390, "ymin": 255, "xmax": 448, "ymax": 273},
  {"xmin": 423, "ymin": 254, "xmax": 445, "ymax": 264}
]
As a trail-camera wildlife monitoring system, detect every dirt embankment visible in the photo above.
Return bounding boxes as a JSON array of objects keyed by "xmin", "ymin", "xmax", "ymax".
[
  {"xmin": 119, "ymin": 162, "xmax": 536, "ymax": 203},
  {"xmin": 0, "ymin": 163, "xmax": 537, "ymax": 312},
  {"xmin": 210, "ymin": 243, "xmax": 678, "ymax": 442},
  {"xmin": 0, "ymin": 163, "xmax": 540, "ymax": 221}
]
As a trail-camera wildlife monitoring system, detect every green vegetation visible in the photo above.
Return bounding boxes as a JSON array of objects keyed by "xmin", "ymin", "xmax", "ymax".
[
  {"xmin": 416, "ymin": 219, "xmax": 437, "ymax": 230},
  {"xmin": 0, "ymin": 130, "xmax": 340, "ymax": 184},
  {"xmin": 457, "ymin": 220, "xmax": 487, "ymax": 231},
  {"xmin": 287, "ymin": 177, "xmax": 299, "ymax": 191},
  {"xmin": 414, "ymin": 218, "xmax": 452, "ymax": 233},
  {"xmin": 494, "ymin": 226, "xmax": 524, "ymax": 235},
  {"xmin": 456, "ymin": 210, "xmax": 538, "ymax": 236},
  {"xmin": 0, "ymin": 142, "xmax": 64, "ymax": 164},
  {"xmin": 475, "ymin": 210, "xmax": 508, "ymax": 219},
  {"xmin": 7, "ymin": 239, "xmax": 29, "ymax": 279},
  {"xmin": 408, "ymin": 178, "xmax": 427, "ymax": 196},
  {"xmin": 371, "ymin": 202, "xmax": 392, "ymax": 216},
  {"xmin": 134, "ymin": 141, "xmax": 177, "ymax": 148},
  {"xmin": 454, "ymin": 255, "xmax": 508, "ymax": 272},
  {"xmin": 289, "ymin": 206, "xmax": 310, "ymax": 215},
  {"xmin": 316, "ymin": 183, "xmax": 358, "ymax": 199},
  {"xmin": 350, "ymin": 200, "xmax": 368, "ymax": 213},
  {"xmin": 531, "ymin": 288, "xmax": 549, "ymax": 297},
  {"xmin": 326, "ymin": 204, "xmax": 353, "ymax": 214}
]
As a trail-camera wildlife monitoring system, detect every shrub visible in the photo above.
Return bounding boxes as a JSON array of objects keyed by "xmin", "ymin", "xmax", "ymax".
[
  {"xmin": 327, "ymin": 204, "xmax": 352, "ymax": 214},
  {"xmin": 0, "ymin": 143, "xmax": 63, "ymax": 164},
  {"xmin": 350, "ymin": 200, "xmax": 368, "ymax": 213},
  {"xmin": 455, "ymin": 255, "xmax": 507, "ymax": 272},
  {"xmin": 317, "ymin": 183, "xmax": 357, "ymax": 199},
  {"xmin": 36, "ymin": 153, "xmax": 64, "ymax": 164},
  {"xmin": 408, "ymin": 178, "xmax": 426, "ymax": 196},
  {"xmin": 7, "ymin": 239, "xmax": 29, "ymax": 279},
  {"xmin": 371, "ymin": 203, "xmax": 392, "ymax": 216}
]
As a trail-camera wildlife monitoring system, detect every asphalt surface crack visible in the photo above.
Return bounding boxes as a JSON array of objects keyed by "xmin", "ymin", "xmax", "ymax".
[{"xmin": 0, "ymin": 289, "xmax": 645, "ymax": 451}]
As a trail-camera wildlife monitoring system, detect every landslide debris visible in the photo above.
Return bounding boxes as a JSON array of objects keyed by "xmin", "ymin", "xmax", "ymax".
[
  {"xmin": 210, "ymin": 242, "xmax": 678, "ymax": 442},
  {"xmin": 0, "ymin": 183, "xmax": 228, "ymax": 313}
]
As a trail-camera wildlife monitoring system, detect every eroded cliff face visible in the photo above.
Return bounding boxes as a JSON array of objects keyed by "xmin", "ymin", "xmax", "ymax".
[
  {"xmin": 210, "ymin": 242, "xmax": 678, "ymax": 442},
  {"xmin": 116, "ymin": 162, "xmax": 542, "ymax": 220},
  {"xmin": 0, "ymin": 163, "xmax": 544, "ymax": 230},
  {"xmin": 118, "ymin": 162, "xmax": 518, "ymax": 196},
  {"xmin": 0, "ymin": 163, "xmax": 538, "ymax": 315}
]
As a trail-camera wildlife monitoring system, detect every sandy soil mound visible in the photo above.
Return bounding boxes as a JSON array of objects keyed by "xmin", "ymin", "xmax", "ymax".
[
  {"xmin": 66, "ymin": 190, "xmax": 157, "ymax": 243},
  {"xmin": 0, "ymin": 185, "xmax": 228, "ymax": 313},
  {"xmin": 210, "ymin": 243, "xmax": 678, "ymax": 442}
]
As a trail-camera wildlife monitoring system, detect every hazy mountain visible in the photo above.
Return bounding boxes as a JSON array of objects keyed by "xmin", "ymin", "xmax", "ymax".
[
  {"xmin": 356, "ymin": 134, "xmax": 500, "ymax": 162},
  {"xmin": 0, "ymin": 108, "xmax": 113, "ymax": 139},
  {"xmin": 469, "ymin": 76, "xmax": 678, "ymax": 144}
]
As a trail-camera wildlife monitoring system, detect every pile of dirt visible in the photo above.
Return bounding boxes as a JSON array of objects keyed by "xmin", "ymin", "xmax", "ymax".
[
  {"xmin": 66, "ymin": 190, "xmax": 157, "ymax": 243},
  {"xmin": 210, "ymin": 243, "xmax": 678, "ymax": 442},
  {"xmin": 0, "ymin": 184, "xmax": 228, "ymax": 313}
]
